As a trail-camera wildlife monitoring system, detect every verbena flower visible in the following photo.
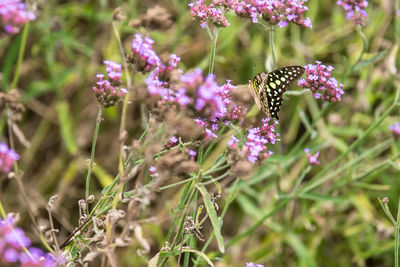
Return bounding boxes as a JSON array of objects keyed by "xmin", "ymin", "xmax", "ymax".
[
  {"xmin": 246, "ymin": 263, "xmax": 265, "ymax": 267},
  {"xmin": 129, "ymin": 33, "xmax": 161, "ymax": 73},
  {"xmin": 188, "ymin": 0, "xmax": 232, "ymax": 28},
  {"xmin": 304, "ymin": 148, "xmax": 320, "ymax": 165},
  {"xmin": 188, "ymin": 149, "xmax": 197, "ymax": 160},
  {"xmin": 390, "ymin": 123, "xmax": 400, "ymax": 138},
  {"xmin": 298, "ymin": 61, "xmax": 344, "ymax": 102},
  {"xmin": 92, "ymin": 74, "xmax": 127, "ymax": 108},
  {"xmin": 103, "ymin": 60, "xmax": 122, "ymax": 84},
  {"xmin": 337, "ymin": 0, "xmax": 368, "ymax": 26},
  {"xmin": 234, "ymin": 0, "xmax": 312, "ymax": 28},
  {"xmin": 0, "ymin": 143, "xmax": 19, "ymax": 173},
  {"xmin": 157, "ymin": 53, "xmax": 181, "ymax": 82},
  {"xmin": 145, "ymin": 71, "xmax": 191, "ymax": 106},
  {"xmin": 0, "ymin": 214, "xmax": 63, "ymax": 266},
  {"xmin": 0, "ymin": 0, "xmax": 35, "ymax": 35},
  {"xmin": 149, "ymin": 166, "xmax": 157, "ymax": 175},
  {"xmin": 243, "ymin": 119, "xmax": 279, "ymax": 163}
]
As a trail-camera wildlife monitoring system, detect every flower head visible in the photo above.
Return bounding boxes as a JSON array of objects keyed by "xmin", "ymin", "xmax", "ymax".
[
  {"xmin": 92, "ymin": 73, "xmax": 127, "ymax": 107},
  {"xmin": 304, "ymin": 148, "xmax": 320, "ymax": 165},
  {"xmin": 234, "ymin": 0, "xmax": 312, "ymax": 28},
  {"xmin": 188, "ymin": 0, "xmax": 232, "ymax": 28},
  {"xmin": 0, "ymin": 213, "xmax": 64, "ymax": 266},
  {"xmin": 337, "ymin": 0, "xmax": 368, "ymax": 25},
  {"xmin": 0, "ymin": 0, "xmax": 35, "ymax": 35},
  {"xmin": 103, "ymin": 60, "xmax": 122, "ymax": 84},
  {"xmin": 242, "ymin": 119, "xmax": 279, "ymax": 163},
  {"xmin": 298, "ymin": 61, "xmax": 344, "ymax": 102},
  {"xmin": 0, "ymin": 143, "xmax": 19, "ymax": 173},
  {"xmin": 246, "ymin": 263, "xmax": 265, "ymax": 267},
  {"xmin": 129, "ymin": 34, "xmax": 161, "ymax": 73},
  {"xmin": 390, "ymin": 123, "xmax": 400, "ymax": 138},
  {"xmin": 149, "ymin": 166, "xmax": 157, "ymax": 175}
]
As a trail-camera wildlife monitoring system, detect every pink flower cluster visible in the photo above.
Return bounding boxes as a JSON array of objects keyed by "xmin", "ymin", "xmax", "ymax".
[
  {"xmin": 390, "ymin": 123, "xmax": 400, "ymax": 138},
  {"xmin": 298, "ymin": 61, "xmax": 344, "ymax": 102},
  {"xmin": 246, "ymin": 263, "xmax": 265, "ymax": 267},
  {"xmin": 131, "ymin": 34, "xmax": 161, "ymax": 73},
  {"xmin": 337, "ymin": 0, "xmax": 368, "ymax": 26},
  {"xmin": 234, "ymin": 0, "xmax": 312, "ymax": 28},
  {"xmin": 92, "ymin": 60, "xmax": 127, "ymax": 107},
  {"xmin": 0, "ymin": 143, "xmax": 19, "ymax": 173},
  {"xmin": 188, "ymin": 0, "xmax": 312, "ymax": 29},
  {"xmin": 230, "ymin": 118, "xmax": 279, "ymax": 163},
  {"xmin": 0, "ymin": 214, "xmax": 64, "ymax": 266},
  {"xmin": 179, "ymin": 69, "xmax": 246, "ymax": 138},
  {"xmin": 0, "ymin": 0, "xmax": 35, "ymax": 34},
  {"xmin": 188, "ymin": 0, "xmax": 231, "ymax": 28},
  {"xmin": 304, "ymin": 148, "xmax": 320, "ymax": 165}
]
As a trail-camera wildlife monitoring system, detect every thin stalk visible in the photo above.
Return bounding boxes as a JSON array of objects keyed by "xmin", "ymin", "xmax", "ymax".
[
  {"xmin": 208, "ymin": 26, "xmax": 221, "ymax": 74},
  {"xmin": 85, "ymin": 105, "xmax": 104, "ymax": 202},
  {"xmin": 11, "ymin": 22, "xmax": 30, "ymax": 90},
  {"xmin": 269, "ymin": 27, "xmax": 277, "ymax": 70},
  {"xmin": 396, "ymin": 195, "xmax": 400, "ymax": 267}
]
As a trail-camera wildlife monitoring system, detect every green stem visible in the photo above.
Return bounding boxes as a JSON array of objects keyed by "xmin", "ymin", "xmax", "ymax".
[
  {"xmin": 396, "ymin": 195, "xmax": 400, "ymax": 267},
  {"xmin": 11, "ymin": 22, "xmax": 30, "ymax": 90},
  {"xmin": 208, "ymin": 26, "xmax": 221, "ymax": 75},
  {"xmin": 0, "ymin": 200, "xmax": 6, "ymax": 218},
  {"xmin": 85, "ymin": 105, "xmax": 104, "ymax": 201},
  {"xmin": 269, "ymin": 27, "xmax": 277, "ymax": 70},
  {"xmin": 343, "ymin": 25, "xmax": 368, "ymax": 82}
]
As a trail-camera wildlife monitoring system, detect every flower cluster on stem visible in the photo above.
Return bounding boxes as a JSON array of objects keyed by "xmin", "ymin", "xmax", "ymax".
[
  {"xmin": 337, "ymin": 0, "xmax": 368, "ymax": 26},
  {"xmin": 304, "ymin": 148, "xmax": 320, "ymax": 165},
  {"xmin": 233, "ymin": 0, "xmax": 312, "ymax": 28},
  {"xmin": 0, "ymin": 214, "xmax": 64, "ymax": 266},
  {"xmin": 129, "ymin": 33, "xmax": 161, "ymax": 73},
  {"xmin": 229, "ymin": 118, "xmax": 279, "ymax": 163},
  {"xmin": 92, "ymin": 60, "xmax": 127, "ymax": 108},
  {"xmin": 390, "ymin": 123, "xmax": 400, "ymax": 139},
  {"xmin": 0, "ymin": 0, "xmax": 35, "ymax": 35},
  {"xmin": 298, "ymin": 61, "xmax": 344, "ymax": 102},
  {"xmin": 0, "ymin": 143, "xmax": 19, "ymax": 173},
  {"xmin": 188, "ymin": 0, "xmax": 232, "ymax": 28}
]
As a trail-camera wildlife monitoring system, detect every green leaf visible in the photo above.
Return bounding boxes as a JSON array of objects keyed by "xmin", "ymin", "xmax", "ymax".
[
  {"xmin": 196, "ymin": 184, "xmax": 225, "ymax": 253},
  {"xmin": 56, "ymin": 101, "xmax": 78, "ymax": 155},
  {"xmin": 181, "ymin": 247, "xmax": 214, "ymax": 266},
  {"xmin": 2, "ymin": 34, "xmax": 22, "ymax": 91},
  {"xmin": 354, "ymin": 50, "xmax": 388, "ymax": 71}
]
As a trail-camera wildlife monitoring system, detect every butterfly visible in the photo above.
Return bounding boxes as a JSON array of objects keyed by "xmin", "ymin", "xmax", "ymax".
[{"xmin": 249, "ymin": 66, "xmax": 305, "ymax": 120}]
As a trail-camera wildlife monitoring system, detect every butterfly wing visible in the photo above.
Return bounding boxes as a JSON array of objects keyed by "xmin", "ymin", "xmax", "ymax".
[{"xmin": 252, "ymin": 66, "xmax": 304, "ymax": 120}]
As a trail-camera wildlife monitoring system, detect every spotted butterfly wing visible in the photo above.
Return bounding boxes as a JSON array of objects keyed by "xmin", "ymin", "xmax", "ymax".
[{"xmin": 249, "ymin": 66, "xmax": 305, "ymax": 120}]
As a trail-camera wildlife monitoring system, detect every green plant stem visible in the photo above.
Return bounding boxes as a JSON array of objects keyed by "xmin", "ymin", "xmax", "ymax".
[
  {"xmin": 396, "ymin": 195, "xmax": 400, "ymax": 267},
  {"xmin": 11, "ymin": 22, "xmax": 29, "ymax": 90},
  {"xmin": 269, "ymin": 27, "xmax": 277, "ymax": 70},
  {"xmin": 85, "ymin": 105, "xmax": 104, "ymax": 202},
  {"xmin": 207, "ymin": 26, "xmax": 221, "ymax": 74},
  {"xmin": 343, "ymin": 25, "xmax": 368, "ymax": 82}
]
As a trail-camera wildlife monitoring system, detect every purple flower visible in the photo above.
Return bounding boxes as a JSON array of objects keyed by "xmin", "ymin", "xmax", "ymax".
[
  {"xmin": 246, "ymin": 263, "xmax": 265, "ymax": 267},
  {"xmin": 234, "ymin": 0, "xmax": 312, "ymax": 29},
  {"xmin": 103, "ymin": 60, "xmax": 122, "ymax": 83},
  {"xmin": 0, "ymin": 143, "xmax": 19, "ymax": 173},
  {"xmin": 242, "ymin": 119, "xmax": 279, "ymax": 163},
  {"xmin": 0, "ymin": 0, "xmax": 35, "ymax": 35},
  {"xmin": 390, "ymin": 123, "xmax": 400, "ymax": 138},
  {"xmin": 0, "ymin": 213, "xmax": 64, "ymax": 266},
  {"xmin": 228, "ymin": 135, "xmax": 239, "ymax": 146},
  {"xmin": 304, "ymin": 148, "xmax": 320, "ymax": 165},
  {"xmin": 188, "ymin": 149, "xmax": 197, "ymax": 160},
  {"xmin": 337, "ymin": 0, "xmax": 368, "ymax": 26},
  {"xmin": 170, "ymin": 136, "xmax": 178, "ymax": 144},
  {"xmin": 130, "ymin": 34, "xmax": 161, "ymax": 73},
  {"xmin": 145, "ymin": 71, "xmax": 191, "ymax": 107},
  {"xmin": 149, "ymin": 166, "xmax": 157, "ymax": 175},
  {"xmin": 189, "ymin": 0, "xmax": 232, "ymax": 28},
  {"xmin": 298, "ymin": 61, "xmax": 344, "ymax": 102},
  {"xmin": 92, "ymin": 73, "xmax": 127, "ymax": 107}
]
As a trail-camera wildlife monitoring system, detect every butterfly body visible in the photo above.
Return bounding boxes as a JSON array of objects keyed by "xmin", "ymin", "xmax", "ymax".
[{"xmin": 249, "ymin": 66, "xmax": 305, "ymax": 120}]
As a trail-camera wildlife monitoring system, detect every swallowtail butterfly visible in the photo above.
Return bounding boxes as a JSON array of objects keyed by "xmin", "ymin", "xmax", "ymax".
[{"xmin": 249, "ymin": 66, "xmax": 305, "ymax": 120}]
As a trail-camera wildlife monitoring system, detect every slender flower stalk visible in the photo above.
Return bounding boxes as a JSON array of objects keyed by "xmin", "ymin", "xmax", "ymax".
[
  {"xmin": 85, "ymin": 105, "xmax": 104, "ymax": 202},
  {"xmin": 208, "ymin": 27, "xmax": 221, "ymax": 74}
]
